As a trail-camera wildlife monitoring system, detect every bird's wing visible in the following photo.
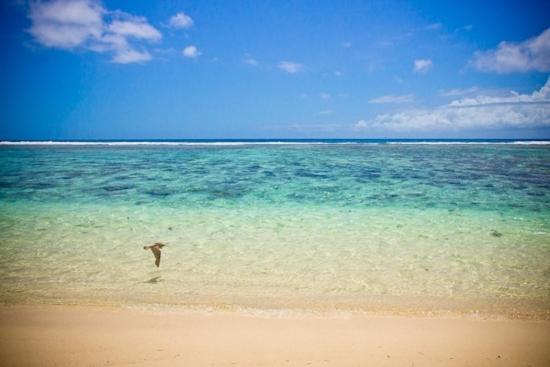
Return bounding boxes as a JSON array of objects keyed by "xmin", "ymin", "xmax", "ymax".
[{"xmin": 151, "ymin": 247, "xmax": 161, "ymax": 267}]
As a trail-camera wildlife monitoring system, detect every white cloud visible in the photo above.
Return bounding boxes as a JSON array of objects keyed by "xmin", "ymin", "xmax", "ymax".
[
  {"xmin": 243, "ymin": 55, "xmax": 258, "ymax": 65},
  {"xmin": 413, "ymin": 59, "xmax": 432, "ymax": 73},
  {"xmin": 320, "ymin": 92, "xmax": 331, "ymax": 100},
  {"xmin": 28, "ymin": 0, "xmax": 161, "ymax": 64},
  {"xmin": 112, "ymin": 48, "xmax": 151, "ymax": 64},
  {"xmin": 361, "ymin": 77, "xmax": 550, "ymax": 131},
  {"xmin": 368, "ymin": 104, "xmax": 550, "ymax": 131},
  {"xmin": 108, "ymin": 17, "xmax": 161, "ymax": 41},
  {"xmin": 448, "ymin": 81, "xmax": 549, "ymax": 107},
  {"xmin": 169, "ymin": 12, "xmax": 193, "ymax": 29},
  {"xmin": 29, "ymin": 0, "xmax": 104, "ymax": 48},
  {"xmin": 354, "ymin": 120, "xmax": 368, "ymax": 130},
  {"xmin": 30, "ymin": 0, "xmax": 103, "ymax": 27},
  {"xmin": 471, "ymin": 28, "xmax": 550, "ymax": 73},
  {"xmin": 425, "ymin": 23, "xmax": 442, "ymax": 31},
  {"xmin": 182, "ymin": 45, "xmax": 200, "ymax": 58},
  {"xmin": 369, "ymin": 94, "xmax": 414, "ymax": 104},
  {"xmin": 278, "ymin": 61, "xmax": 303, "ymax": 73},
  {"xmin": 439, "ymin": 87, "xmax": 480, "ymax": 97},
  {"xmin": 439, "ymin": 86, "xmax": 514, "ymax": 99}
]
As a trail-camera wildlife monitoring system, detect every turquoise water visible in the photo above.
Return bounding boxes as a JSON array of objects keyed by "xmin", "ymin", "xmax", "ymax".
[{"xmin": 0, "ymin": 142, "xmax": 549, "ymax": 318}]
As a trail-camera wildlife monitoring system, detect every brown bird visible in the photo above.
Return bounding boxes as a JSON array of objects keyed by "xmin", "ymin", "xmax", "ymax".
[{"xmin": 143, "ymin": 242, "xmax": 165, "ymax": 267}]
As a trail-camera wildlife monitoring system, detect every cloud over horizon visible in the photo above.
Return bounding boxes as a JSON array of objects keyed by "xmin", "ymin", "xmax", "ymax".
[{"xmin": 359, "ymin": 77, "xmax": 550, "ymax": 132}]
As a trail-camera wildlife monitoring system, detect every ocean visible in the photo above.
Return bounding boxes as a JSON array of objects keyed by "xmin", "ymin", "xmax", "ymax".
[{"xmin": 0, "ymin": 140, "xmax": 549, "ymax": 318}]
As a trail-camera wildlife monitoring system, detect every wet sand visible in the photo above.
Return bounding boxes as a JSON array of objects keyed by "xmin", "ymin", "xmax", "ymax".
[{"xmin": 0, "ymin": 305, "xmax": 549, "ymax": 366}]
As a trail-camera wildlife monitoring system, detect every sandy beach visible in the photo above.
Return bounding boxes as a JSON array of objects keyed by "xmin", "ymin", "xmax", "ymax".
[{"xmin": 0, "ymin": 305, "xmax": 549, "ymax": 367}]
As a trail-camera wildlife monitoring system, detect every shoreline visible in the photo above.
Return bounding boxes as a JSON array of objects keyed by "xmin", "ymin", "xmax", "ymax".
[
  {"xmin": 2, "ymin": 300, "xmax": 549, "ymax": 322},
  {"xmin": 1, "ymin": 304, "xmax": 549, "ymax": 366}
]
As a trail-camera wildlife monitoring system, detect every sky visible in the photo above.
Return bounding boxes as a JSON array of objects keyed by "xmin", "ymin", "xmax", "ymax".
[{"xmin": 1, "ymin": 0, "xmax": 549, "ymax": 140}]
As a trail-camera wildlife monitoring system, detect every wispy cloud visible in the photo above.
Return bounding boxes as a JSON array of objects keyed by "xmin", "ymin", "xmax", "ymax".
[
  {"xmin": 28, "ymin": 0, "xmax": 161, "ymax": 64},
  {"xmin": 425, "ymin": 23, "xmax": 442, "ymax": 31},
  {"xmin": 439, "ymin": 87, "xmax": 480, "ymax": 97},
  {"xmin": 413, "ymin": 59, "xmax": 432, "ymax": 73},
  {"xmin": 341, "ymin": 41, "xmax": 352, "ymax": 48},
  {"xmin": 471, "ymin": 28, "xmax": 550, "ymax": 73},
  {"xmin": 369, "ymin": 94, "xmax": 414, "ymax": 104},
  {"xmin": 243, "ymin": 54, "xmax": 258, "ymax": 65},
  {"xmin": 182, "ymin": 45, "xmax": 200, "ymax": 58},
  {"xmin": 169, "ymin": 12, "xmax": 193, "ymax": 29},
  {"xmin": 358, "ymin": 77, "xmax": 550, "ymax": 131},
  {"xmin": 319, "ymin": 109, "xmax": 333, "ymax": 115},
  {"xmin": 378, "ymin": 32, "xmax": 414, "ymax": 48},
  {"xmin": 278, "ymin": 61, "xmax": 303, "ymax": 73},
  {"xmin": 320, "ymin": 92, "xmax": 331, "ymax": 100},
  {"xmin": 439, "ymin": 86, "xmax": 514, "ymax": 98}
]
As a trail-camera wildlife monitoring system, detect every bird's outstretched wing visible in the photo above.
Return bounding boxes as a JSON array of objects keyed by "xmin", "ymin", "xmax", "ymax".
[{"xmin": 151, "ymin": 246, "xmax": 161, "ymax": 267}]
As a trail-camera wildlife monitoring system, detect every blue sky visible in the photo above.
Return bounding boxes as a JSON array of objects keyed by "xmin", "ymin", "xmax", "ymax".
[{"xmin": 1, "ymin": 0, "xmax": 549, "ymax": 139}]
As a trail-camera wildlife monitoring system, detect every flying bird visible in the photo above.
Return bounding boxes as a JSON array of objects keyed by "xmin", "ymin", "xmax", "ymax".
[{"xmin": 144, "ymin": 242, "xmax": 165, "ymax": 267}]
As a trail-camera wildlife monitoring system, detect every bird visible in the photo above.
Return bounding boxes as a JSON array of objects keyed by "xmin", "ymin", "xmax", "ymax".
[{"xmin": 143, "ymin": 242, "xmax": 165, "ymax": 267}]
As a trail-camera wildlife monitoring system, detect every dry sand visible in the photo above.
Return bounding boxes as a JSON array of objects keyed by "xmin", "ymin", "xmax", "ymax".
[{"xmin": 0, "ymin": 305, "xmax": 549, "ymax": 367}]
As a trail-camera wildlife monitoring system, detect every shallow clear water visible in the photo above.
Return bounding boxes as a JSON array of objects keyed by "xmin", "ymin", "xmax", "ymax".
[{"xmin": 0, "ymin": 143, "xmax": 549, "ymax": 317}]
